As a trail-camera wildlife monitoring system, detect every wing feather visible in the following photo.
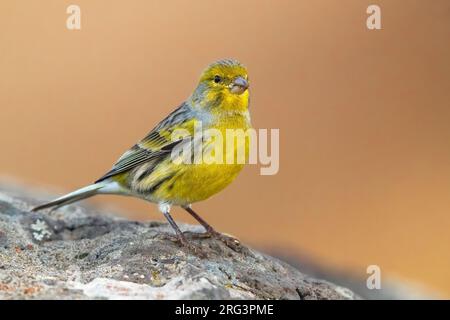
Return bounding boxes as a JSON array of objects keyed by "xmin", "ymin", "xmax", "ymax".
[{"xmin": 95, "ymin": 102, "xmax": 192, "ymax": 183}]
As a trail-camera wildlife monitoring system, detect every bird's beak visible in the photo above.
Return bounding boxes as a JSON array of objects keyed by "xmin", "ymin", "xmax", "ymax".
[{"xmin": 230, "ymin": 76, "xmax": 249, "ymax": 94}]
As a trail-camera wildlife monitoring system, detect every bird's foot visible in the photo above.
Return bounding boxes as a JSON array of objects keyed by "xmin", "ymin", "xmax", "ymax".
[
  {"xmin": 214, "ymin": 232, "xmax": 242, "ymax": 252},
  {"xmin": 156, "ymin": 232, "xmax": 180, "ymax": 243},
  {"xmin": 182, "ymin": 231, "xmax": 213, "ymax": 239},
  {"xmin": 180, "ymin": 230, "xmax": 242, "ymax": 252},
  {"xmin": 158, "ymin": 232, "xmax": 206, "ymax": 258}
]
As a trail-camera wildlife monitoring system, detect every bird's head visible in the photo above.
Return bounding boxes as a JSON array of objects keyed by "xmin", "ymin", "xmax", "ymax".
[{"xmin": 190, "ymin": 59, "xmax": 249, "ymax": 112}]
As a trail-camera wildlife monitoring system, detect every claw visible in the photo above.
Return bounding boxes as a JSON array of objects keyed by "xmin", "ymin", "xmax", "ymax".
[{"xmin": 215, "ymin": 233, "xmax": 242, "ymax": 252}]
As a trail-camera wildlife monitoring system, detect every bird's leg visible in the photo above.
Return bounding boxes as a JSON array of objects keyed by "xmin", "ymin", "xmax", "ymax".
[
  {"xmin": 183, "ymin": 206, "xmax": 241, "ymax": 251},
  {"xmin": 159, "ymin": 204, "xmax": 206, "ymax": 257},
  {"xmin": 161, "ymin": 210, "xmax": 189, "ymax": 246},
  {"xmin": 183, "ymin": 206, "xmax": 218, "ymax": 236}
]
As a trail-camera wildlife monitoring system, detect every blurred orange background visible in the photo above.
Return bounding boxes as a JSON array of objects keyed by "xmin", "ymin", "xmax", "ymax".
[{"xmin": 1, "ymin": 0, "xmax": 449, "ymax": 296}]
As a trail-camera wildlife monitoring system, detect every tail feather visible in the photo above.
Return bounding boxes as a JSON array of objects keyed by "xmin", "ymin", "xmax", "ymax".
[{"xmin": 32, "ymin": 183, "xmax": 105, "ymax": 212}]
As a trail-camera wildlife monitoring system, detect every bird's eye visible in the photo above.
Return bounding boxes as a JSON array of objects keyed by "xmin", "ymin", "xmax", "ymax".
[{"xmin": 213, "ymin": 75, "xmax": 222, "ymax": 83}]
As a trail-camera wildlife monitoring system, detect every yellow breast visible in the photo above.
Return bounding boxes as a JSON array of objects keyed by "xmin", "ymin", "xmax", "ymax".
[{"xmin": 150, "ymin": 113, "xmax": 251, "ymax": 205}]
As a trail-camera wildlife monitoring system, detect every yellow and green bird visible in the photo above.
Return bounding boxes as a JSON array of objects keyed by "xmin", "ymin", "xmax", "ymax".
[{"xmin": 32, "ymin": 59, "xmax": 251, "ymax": 248}]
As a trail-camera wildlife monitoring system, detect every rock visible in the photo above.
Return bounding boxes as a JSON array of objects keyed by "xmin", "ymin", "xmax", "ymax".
[{"xmin": 0, "ymin": 183, "xmax": 359, "ymax": 300}]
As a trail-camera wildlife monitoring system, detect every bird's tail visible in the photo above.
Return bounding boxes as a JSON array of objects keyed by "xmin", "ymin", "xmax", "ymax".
[{"xmin": 32, "ymin": 182, "xmax": 107, "ymax": 212}]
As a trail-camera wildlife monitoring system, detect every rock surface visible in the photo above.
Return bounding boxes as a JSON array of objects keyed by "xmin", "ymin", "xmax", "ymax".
[{"xmin": 0, "ymin": 183, "xmax": 359, "ymax": 300}]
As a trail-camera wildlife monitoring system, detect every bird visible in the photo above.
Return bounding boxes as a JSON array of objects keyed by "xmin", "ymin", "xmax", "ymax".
[{"xmin": 32, "ymin": 59, "xmax": 251, "ymax": 251}]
